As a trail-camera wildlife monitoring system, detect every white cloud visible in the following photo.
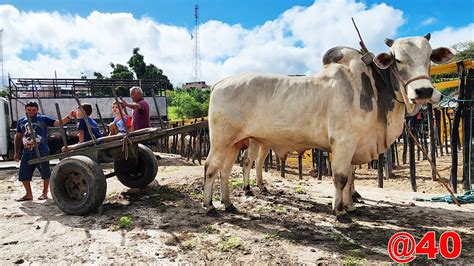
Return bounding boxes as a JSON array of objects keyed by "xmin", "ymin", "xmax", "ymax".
[
  {"xmin": 430, "ymin": 23, "xmax": 474, "ymax": 48},
  {"xmin": 0, "ymin": 1, "xmax": 472, "ymax": 87},
  {"xmin": 421, "ymin": 17, "xmax": 436, "ymax": 26}
]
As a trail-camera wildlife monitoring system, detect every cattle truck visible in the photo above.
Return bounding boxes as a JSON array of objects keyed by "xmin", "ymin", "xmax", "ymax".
[{"xmin": 0, "ymin": 77, "xmax": 169, "ymax": 160}]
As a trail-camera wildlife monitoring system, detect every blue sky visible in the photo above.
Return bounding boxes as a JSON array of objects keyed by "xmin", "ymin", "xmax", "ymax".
[
  {"xmin": 0, "ymin": 0, "xmax": 473, "ymax": 85},
  {"xmin": 5, "ymin": 0, "xmax": 472, "ymax": 35}
]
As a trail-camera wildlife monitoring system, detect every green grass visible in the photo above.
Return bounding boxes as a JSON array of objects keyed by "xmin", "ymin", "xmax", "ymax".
[
  {"xmin": 189, "ymin": 191, "xmax": 204, "ymax": 200},
  {"xmin": 255, "ymin": 206, "xmax": 272, "ymax": 213},
  {"xmin": 275, "ymin": 206, "xmax": 287, "ymax": 213},
  {"xmin": 118, "ymin": 216, "xmax": 133, "ymax": 229},
  {"xmin": 204, "ymin": 224, "xmax": 218, "ymax": 234},
  {"xmin": 262, "ymin": 232, "xmax": 280, "ymax": 240},
  {"xmin": 230, "ymin": 178, "xmax": 244, "ymax": 189},
  {"xmin": 229, "ymin": 178, "xmax": 256, "ymax": 189},
  {"xmin": 295, "ymin": 186, "xmax": 306, "ymax": 194},
  {"xmin": 219, "ymin": 236, "xmax": 240, "ymax": 252},
  {"xmin": 343, "ymin": 256, "xmax": 367, "ymax": 266}
]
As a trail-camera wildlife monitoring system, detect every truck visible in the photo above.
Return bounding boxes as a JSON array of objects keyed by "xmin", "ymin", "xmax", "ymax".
[{"xmin": 0, "ymin": 77, "xmax": 169, "ymax": 160}]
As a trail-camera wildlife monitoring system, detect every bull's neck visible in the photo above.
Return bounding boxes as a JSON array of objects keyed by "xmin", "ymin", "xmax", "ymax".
[{"xmin": 370, "ymin": 66, "xmax": 407, "ymax": 152}]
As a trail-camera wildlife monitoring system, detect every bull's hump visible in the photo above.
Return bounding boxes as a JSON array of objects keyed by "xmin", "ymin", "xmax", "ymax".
[{"xmin": 322, "ymin": 46, "xmax": 361, "ymax": 66}]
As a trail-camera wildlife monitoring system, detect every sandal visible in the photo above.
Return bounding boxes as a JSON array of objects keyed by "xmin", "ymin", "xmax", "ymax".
[
  {"xmin": 15, "ymin": 196, "xmax": 33, "ymax": 202},
  {"xmin": 37, "ymin": 195, "xmax": 48, "ymax": 200}
]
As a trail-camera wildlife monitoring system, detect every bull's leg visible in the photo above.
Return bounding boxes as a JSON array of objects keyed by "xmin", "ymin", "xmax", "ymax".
[
  {"xmin": 255, "ymin": 147, "xmax": 269, "ymax": 192},
  {"xmin": 342, "ymin": 171, "xmax": 356, "ymax": 212},
  {"xmin": 220, "ymin": 148, "xmax": 240, "ymax": 212},
  {"xmin": 204, "ymin": 150, "xmax": 227, "ymax": 216},
  {"xmin": 331, "ymin": 141, "xmax": 357, "ymax": 223},
  {"xmin": 242, "ymin": 141, "xmax": 259, "ymax": 196},
  {"xmin": 204, "ymin": 163, "xmax": 218, "ymax": 216},
  {"xmin": 349, "ymin": 167, "xmax": 362, "ymax": 203}
]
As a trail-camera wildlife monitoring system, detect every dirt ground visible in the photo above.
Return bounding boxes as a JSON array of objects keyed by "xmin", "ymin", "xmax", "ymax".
[{"xmin": 0, "ymin": 153, "xmax": 473, "ymax": 264}]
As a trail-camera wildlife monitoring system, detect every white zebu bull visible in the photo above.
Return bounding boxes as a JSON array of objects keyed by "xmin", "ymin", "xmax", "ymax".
[{"xmin": 204, "ymin": 34, "xmax": 453, "ymax": 222}]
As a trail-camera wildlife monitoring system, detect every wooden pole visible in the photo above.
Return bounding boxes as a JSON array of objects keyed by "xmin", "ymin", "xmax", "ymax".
[
  {"xmin": 443, "ymin": 108, "xmax": 450, "ymax": 155},
  {"xmin": 450, "ymin": 63, "xmax": 466, "ymax": 193},
  {"xmin": 427, "ymin": 104, "xmax": 437, "ymax": 180},
  {"xmin": 73, "ymin": 96, "xmax": 97, "ymax": 144},
  {"xmin": 378, "ymin": 153, "xmax": 384, "ymax": 188},
  {"xmin": 385, "ymin": 148, "xmax": 393, "ymax": 178},
  {"xmin": 111, "ymin": 89, "xmax": 130, "ymax": 136},
  {"xmin": 462, "ymin": 68, "xmax": 473, "ymax": 190},
  {"xmin": 150, "ymin": 89, "xmax": 165, "ymax": 129},
  {"xmin": 55, "ymin": 103, "xmax": 69, "ymax": 152},
  {"xmin": 402, "ymin": 126, "xmax": 408, "ymax": 164},
  {"xmin": 434, "ymin": 108, "xmax": 443, "ymax": 156},
  {"xmin": 298, "ymin": 154, "xmax": 303, "ymax": 180},
  {"xmin": 119, "ymin": 96, "xmax": 129, "ymax": 116},
  {"xmin": 280, "ymin": 156, "xmax": 286, "ymax": 178},
  {"xmin": 405, "ymin": 121, "xmax": 461, "ymax": 206},
  {"xmin": 317, "ymin": 150, "xmax": 323, "ymax": 180},
  {"xmin": 408, "ymin": 121, "xmax": 417, "ymax": 192},
  {"xmin": 95, "ymin": 103, "xmax": 108, "ymax": 136},
  {"xmin": 25, "ymin": 113, "xmax": 42, "ymax": 160}
]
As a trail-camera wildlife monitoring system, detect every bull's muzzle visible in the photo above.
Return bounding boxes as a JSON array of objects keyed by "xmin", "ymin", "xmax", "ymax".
[{"xmin": 414, "ymin": 87, "xmax": 434, "ymax": 99}]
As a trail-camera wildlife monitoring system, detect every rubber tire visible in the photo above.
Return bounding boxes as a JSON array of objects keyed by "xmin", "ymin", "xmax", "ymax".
[
  {"xmin": 51, "ymin": 155, "xmax": 107, "ymax": 215},
  {"xmin": 114, "ymin": 144, "xmax": 158, "ymax": 188}
]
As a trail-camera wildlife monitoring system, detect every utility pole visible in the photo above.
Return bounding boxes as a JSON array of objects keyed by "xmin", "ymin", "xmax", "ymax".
[
  {"xmin": 0, "ymin": 28, "xmax": 5, "ymax": 88},
  {"xmin": 192, "ymin": 3, "xmax": 201, "ymax": 82}
]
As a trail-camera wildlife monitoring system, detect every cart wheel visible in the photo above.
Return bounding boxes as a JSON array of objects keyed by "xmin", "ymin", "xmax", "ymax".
[
  {"xmin": 51, "ymin": 155, "xmax": 107, "ymax": 215},
  {"xmin": 114, "ymin": 144, "xmax": 158, "ymax": 188}
]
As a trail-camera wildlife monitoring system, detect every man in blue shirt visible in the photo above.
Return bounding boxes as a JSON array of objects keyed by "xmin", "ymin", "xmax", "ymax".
[
  {"xmin": 74, "ymin": 103, "xmax": 102, "ymax": 142},
  {"xmin": 14, "ymin": 102, "xmax": 75, "ymax": 201}
]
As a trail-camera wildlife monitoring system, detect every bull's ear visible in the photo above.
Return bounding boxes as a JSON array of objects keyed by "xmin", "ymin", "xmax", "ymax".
[
  {"xmin": 374, "ymin": 53, "xmax": 393, "ymax": 69},
  {"xmin": 431, "ymin": 47, "xmax": 455, "ymax": 64}
]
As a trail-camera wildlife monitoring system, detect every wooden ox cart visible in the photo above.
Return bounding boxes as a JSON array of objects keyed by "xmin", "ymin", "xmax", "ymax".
[{"xmin": 27, "ymin": 117, "xmax": 208, "ymax": 215}]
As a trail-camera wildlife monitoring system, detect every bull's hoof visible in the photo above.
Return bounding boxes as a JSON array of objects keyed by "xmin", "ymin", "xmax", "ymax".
[
  {"xmin": 336, "ymin": 213, "xmax": 352, "ymax": 223},
  {"xmin": 259, "ymin": 186, "xmax": 269, "ymax": 194},
  {"xmin": 244, "ymin": 189, "xmax": 254, "ymax": 197},
  {"xmin": 347, "ymin": 208, "xmax": 361, "ymax": 216},
  {"xmin": 225, "ymin": 204, "xmax": 238, "ymax": 213},
  {"xmin": 206, "ymin": 208, "xmax": 219, "ymax": 217}
]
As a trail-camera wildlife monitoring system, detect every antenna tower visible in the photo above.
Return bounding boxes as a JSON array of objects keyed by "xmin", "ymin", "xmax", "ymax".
[
  {"xmin": 0, "ymin": 28, "xmax": 5, "ymax": 88},
  {"xmin": 192, "ymin": 3, "xmax": 202, "ymax": 82}
]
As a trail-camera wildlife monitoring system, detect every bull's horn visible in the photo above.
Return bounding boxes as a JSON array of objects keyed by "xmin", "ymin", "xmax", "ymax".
[
  {"xmin": 424, "ymin": 33, "xmax": 431, "ymax": 41},
  {"xmin": 384, "ymin": 38, "xmax": 394, "ymax": 47}
]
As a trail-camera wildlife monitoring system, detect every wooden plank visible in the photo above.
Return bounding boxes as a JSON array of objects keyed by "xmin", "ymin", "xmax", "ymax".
[
  {"xmin": 434, "ymin": 80, "xmax": 459, "ymax": 90},
  {"xmin": 28, "ymin": 121, "xmax": 208, "ymax": 165},
  {"xmin": 430, "ymin": 60, "xmax": 474, "ymax": 75}
]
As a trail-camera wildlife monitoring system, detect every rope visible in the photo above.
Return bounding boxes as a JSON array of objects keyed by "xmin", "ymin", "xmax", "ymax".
[
  {"xmin": 414, "ymin": 190, "xmax": 474, "ymax": 204},
  {"xmin": 121, "ymin": 135, "xmax": 133, "ymax": 160},
  {"xmin": 440, "ymin": 92, "xmax": 474, "ymax": 104}
]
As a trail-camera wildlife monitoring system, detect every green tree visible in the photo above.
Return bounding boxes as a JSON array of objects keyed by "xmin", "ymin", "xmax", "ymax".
[
  {"xmin": 127, "ymin": 48, "xmax": 146, "ymax": 79},
  {"xmin": 110, "ymin": 63, "xmax": 134, "ymax": 79},
  {"xmin": 168, "ymin": 88, "xmax": 210, "ymax": 119},
  {"xmin": 93, "ymin": 72, "xmax": 105, "ymax": 79},
  {"xmin": 126, "ymin": 47, "xmax": 173, "ymax": 90},
  {"xmin": 452, "ymin": 41, "xmax": 474, "ymax": 61}
]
